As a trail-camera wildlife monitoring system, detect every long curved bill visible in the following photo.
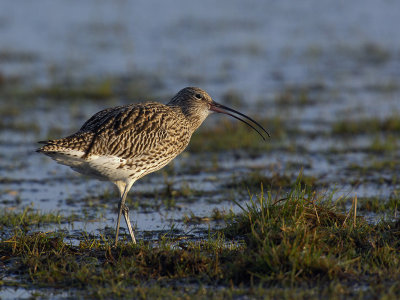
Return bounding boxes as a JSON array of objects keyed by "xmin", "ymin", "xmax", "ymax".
[{"xmin": 209, "ymin": 101, "xmax": 270, "ymax": 141}]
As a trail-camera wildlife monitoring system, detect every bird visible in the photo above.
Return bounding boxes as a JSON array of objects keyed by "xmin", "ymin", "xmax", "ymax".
[{"xmin": 37, "ymin": 87, "xmax": 270, "ymax": 245}]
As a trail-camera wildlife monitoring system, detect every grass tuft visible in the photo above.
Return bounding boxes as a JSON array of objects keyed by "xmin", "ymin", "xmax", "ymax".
[
  {"xmin": 1, "ymin": 183, "xmax": 399, "ymax": 298},
  {"xmin": 0, "ymin": 206, "xmax": 63, "ymax": 228},
  {"xmin": 332, "ymin": 116, "xmax": 400, "ymax": 135}
]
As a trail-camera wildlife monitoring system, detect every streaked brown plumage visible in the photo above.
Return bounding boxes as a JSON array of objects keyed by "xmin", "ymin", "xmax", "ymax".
[{"xmin": 37, "ymin": 87, "xmax": 269, "ymax": 245}]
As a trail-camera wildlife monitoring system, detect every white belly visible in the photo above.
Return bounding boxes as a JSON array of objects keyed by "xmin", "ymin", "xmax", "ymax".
[{"xmin": 45, "ymin": 150, "xmax": 146, "ymax": 182}]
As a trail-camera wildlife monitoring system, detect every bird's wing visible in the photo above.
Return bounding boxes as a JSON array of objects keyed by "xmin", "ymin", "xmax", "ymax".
[
  {"xmin": 78, "ymin": 105, "xmax": 125, "ymax": 132},
  {"xmin": 40, "ymin": 103, "xmax": 190, "ymax": 160},
  {"xmin": 89, "ymin": 102, "xmax": 190, "ymax": 159},
  {"xmin": 38, "ymin": 105, "xmax": 127, "ymax": 153}
]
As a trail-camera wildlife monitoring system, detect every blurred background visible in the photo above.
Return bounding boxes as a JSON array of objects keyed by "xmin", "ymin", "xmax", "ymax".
[
  {"xmin": 0, "ymin": 0, "xmax": 399, "ymax": 238},
  {"xmin": 2, "ymin": 0, "xmax": 399, "ymax": 99}
]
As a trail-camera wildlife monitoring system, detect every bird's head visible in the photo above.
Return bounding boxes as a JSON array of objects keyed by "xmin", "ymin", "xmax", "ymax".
[
  {"xmin": 168, "ymin": 87, "xmax": 213, "ymax": 126},
  {"xmin": 168, "ymin": 87, "xmax": 270, "ymax": 139}
]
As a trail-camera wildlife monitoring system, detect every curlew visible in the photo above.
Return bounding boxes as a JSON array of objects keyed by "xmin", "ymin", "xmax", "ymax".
[{"xmin": 37, "ymin": 87, "xmax": 269, "ymax": 245}]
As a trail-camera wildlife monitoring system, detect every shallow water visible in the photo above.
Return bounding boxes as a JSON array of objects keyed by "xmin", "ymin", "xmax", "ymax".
[
  {"xmin": 0, "ymin": 0, "xmax": 399, "ymax": 275},
  {"xmin": 1, "ymin": 1, "xmax": 400, "ymax": 298}
]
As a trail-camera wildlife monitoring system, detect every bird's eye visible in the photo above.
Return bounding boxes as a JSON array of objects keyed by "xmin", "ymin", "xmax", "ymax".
[{"xmin": 195, "ymin": 93, "xmax": 202, "ymax": 99}]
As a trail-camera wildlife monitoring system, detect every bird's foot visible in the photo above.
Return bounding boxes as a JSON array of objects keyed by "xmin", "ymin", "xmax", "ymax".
[{"xmin": 122, "ymin": 204, "xmax": 137, "ymax": 244}]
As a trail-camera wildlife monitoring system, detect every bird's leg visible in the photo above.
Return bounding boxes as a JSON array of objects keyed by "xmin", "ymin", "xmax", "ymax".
[
  {"xmin": 114, "ymin": 181, "xmax": 134, "ymax": 246},
  {"xmin": 114, "ymin": 180, "xmax": 136, "ymax": 246},
  {"xmin": 122, "ymin": 204, "xmax": 136, "ymax": 244},
  {"xmin": 115, "ymin": 192, "xmax": 127, "ymax": 246}
]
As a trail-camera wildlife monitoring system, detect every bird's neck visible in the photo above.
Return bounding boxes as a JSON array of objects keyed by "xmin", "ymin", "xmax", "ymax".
[{"xmin": 168, "ymin": 105, "xmax": 209, "ymax": 134}]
